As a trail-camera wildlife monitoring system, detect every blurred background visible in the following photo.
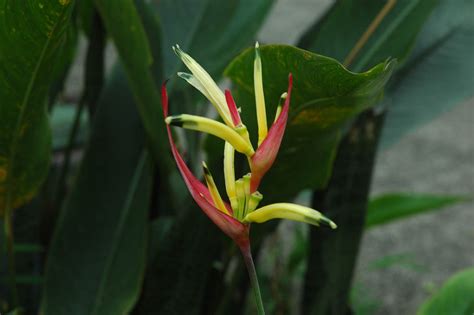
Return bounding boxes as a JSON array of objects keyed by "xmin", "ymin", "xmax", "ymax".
[
  {"xmin": 2, "ymin": 0, "xmax": 472, "ymax": 314},
  {"xmin": 60, "ymin": 1, "xmax": 473, "ymax": 314}
]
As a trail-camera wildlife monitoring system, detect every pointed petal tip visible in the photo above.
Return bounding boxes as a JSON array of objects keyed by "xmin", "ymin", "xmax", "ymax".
[
  {"xmin": 320, "ymin": 216, "xmax": 337, "ymax": 229},
  {"xmin": 172, "ymin": 44, "xmax": 183, "ymax": 56},
  {"xmin": 202, "ymin": 161, "xmax": 210, "ymax": 174},
  {"xmin": 255, "ymin": 41, "xmax": 260, "ymax": 48}
]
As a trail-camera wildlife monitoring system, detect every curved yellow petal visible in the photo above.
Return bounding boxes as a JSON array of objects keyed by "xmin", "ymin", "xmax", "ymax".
[
  {"xmin": 254, "ymin": 42, "xmax": 268, "ymax": 145},
  {"xmin": 247, "ymin": 191, "xmax": 263, "ymax": 213},
  {"xmin": 177, "ymin": 72, "xmax": 212, "ymax": 101},
  {"xmin": 173, "ymin": 45, "xmax": 234, "ymax": 127},
  {"xmin": 166, "ymin": 114, "xmax": 254, "ymax": 156},
  {"xmin": 243, "ymin": 203, "xmax": 337, "ymax": 229}
]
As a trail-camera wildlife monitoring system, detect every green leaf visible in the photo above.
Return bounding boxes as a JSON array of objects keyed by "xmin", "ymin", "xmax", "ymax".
[
  {"xmin": 417, "ymin": 268, "xmax": 474, "ymax": 315},
  {"xmin": 93, "ymin": 0, "xmax": 169, "ymax": 170},
  {"xmin": 298, "ymin": 0, "xmax": 438, "ymax": 71},
  {"xmin": 380, "ymin": 4, "xmax": 474, "ymax": 147},
  {"xmin": 0, "ymin": 0, "xmax": 74, "ymax": 214},
  {"xmin": 365, "ymin": 193, "xmax": 469, "ymax": 228},
  {"xmin": 159, "ymin": 0, "xmax": 274, "ymax": 78},
  {"xmin": 41, "ymin": 66, "xmax": 153, "ymax": 315},
  {"xmin": 224, "ymin": 45, "xmax": 395, "ymax": 200}
]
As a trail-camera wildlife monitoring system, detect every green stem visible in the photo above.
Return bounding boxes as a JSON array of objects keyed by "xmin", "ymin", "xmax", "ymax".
[
  {"xmin": 54, "ymin": 96, "xmax": 86, "ymax": 206},
  {"xmin": 240, "ymin": 244, "xmax": 265, "ymax": 315},
  {"xmin": 4, "ymin": 206, "xmax": 19, "ymax": 308}
]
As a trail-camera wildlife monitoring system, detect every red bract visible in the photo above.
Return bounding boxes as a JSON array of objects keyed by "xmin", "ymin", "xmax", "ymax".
[{"xmin": 225, "ymin": 89, "xmax": 242, "ymax": 126}]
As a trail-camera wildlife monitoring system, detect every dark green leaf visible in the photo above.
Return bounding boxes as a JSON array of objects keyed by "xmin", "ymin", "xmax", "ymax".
[
  {"xmin": 224, "ymin": 45, "xmax": 395, "ymax": 201},
  {"xmin": 365, "ymin": 193, "xmax": 469, "ymax": 228},
  {"xmin": 0, "ymin": 0, "xmax": 74, "ymax": 213},
  {"xmin": 93, "ymin": 0, "xmax": 169, "ymax": 171},
  {"xmin": 134, "ymin": 210, "xmax": 224, "ymax": 315},
  {"xmin": 41, "ymin": 66, "xmax": 153, "ymax": 315},
  {"xmin": 302, "ymin": 112, "xmax": 385, "ymax": 315},
  {"xmin": 299, "ymin": 0, "xmax": 438, "ymax": 71},
  {"xmin": 417, "ymin": 268, "xmax": 474, "ymax": 315}
]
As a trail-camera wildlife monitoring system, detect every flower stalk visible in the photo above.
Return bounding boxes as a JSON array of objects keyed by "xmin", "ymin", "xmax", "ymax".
[{"xmin": 239, "ymin": 243, "xmax": 265, "ymax": 315}]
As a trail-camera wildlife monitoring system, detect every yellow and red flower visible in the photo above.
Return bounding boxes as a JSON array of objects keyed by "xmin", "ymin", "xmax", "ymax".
[{"xmin": 162, "ymin": 43, "xmax": 336, "ymax": 246}]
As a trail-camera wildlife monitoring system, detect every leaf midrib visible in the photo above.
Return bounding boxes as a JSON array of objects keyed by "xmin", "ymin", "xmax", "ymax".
[{"xmin": 4, "ymin": 4, "xmax": 69, "ymax": 210}]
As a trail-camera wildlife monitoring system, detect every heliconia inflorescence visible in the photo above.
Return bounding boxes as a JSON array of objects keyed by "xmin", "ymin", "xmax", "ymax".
[{"xmin": 162, "ymin": 43, "xmax": 336, "ymax": 248}]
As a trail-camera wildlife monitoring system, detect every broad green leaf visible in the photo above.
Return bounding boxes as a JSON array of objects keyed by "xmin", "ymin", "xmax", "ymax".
[
  {"xmin": 93, "ymin": 0, "xmax": 169, "ymax": 171},
  {"xmin": 366, "ymin": 193, "xmax": 469, "ymax": 228},
  {"xmin": 298, "ymin": 0, "xmax": 438, "ymax": 71},
  {"xmin": 380, "ymin": 5, "xmax": 474, "ymax": 147},
  {"xmin": 224, "ymin": 45, "xmax": 395, "ymax": 201},
  {"xmin": 41, "ymin": 66, "xmax": 153, "ymax": 315},
  {"xmin": 417, "ymin": 268, "xmax": 474, "ymax": 315},
  {"xmin": 0, "ymin": 0, "xmax": 74, "ymax": 214}
]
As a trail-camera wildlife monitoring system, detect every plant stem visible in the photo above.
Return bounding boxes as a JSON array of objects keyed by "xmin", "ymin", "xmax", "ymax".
[
  {"xmin": 54, "ymin": 95, "xmax": 86, "ymax": 207},
  {"xmin": 4, "ymin": 205, "xmax": 19, "ymax": 308},
  {"xmin": 343, "ymin": 0, "xmax": 397, "ymax": 67},
  {"xmin": 240, "ymin": 244, "xmax": 265, "ymax": 315}
]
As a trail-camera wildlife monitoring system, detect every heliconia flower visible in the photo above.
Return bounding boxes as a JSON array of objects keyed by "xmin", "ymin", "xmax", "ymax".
[{"xmin": 163, "ymin": 45, "xmax": 336, "ymax": 314}]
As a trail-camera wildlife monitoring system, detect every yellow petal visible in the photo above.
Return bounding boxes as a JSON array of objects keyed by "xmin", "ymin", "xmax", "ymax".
[
  {"xmin": 224, "ymin": 142, "xmax": 237, "ymax": 209},
  {"xmin": 202, "ymin": 162, "xmax": 229, "ymax": 215},
  {"xmin": 235, "ymin": 179, "xmax": 246, "ymax": 220},
  {"xmin": 177, "ymin": 72, "xmax": 212, "ymax": 101},
  {"xmin": 242, "ymin": 173, "xmax": 251, "ymax": 216},
  {"xmin": 243, "ymin": 203, "xmax": 337, "ymax": 229},
  {"xmin": 166, "ymin": 114, "xmax": 254, "ymax": 156},
  {"xmin": 247, "ymin": 191, "xmax": 263, "ymax": 213},
  {"xmin": 254, "ymin": 42, "xmax": 268, "ymax": 145},
  {"xmin": 173, "ymin": 45, "xmax": 234, "ymax": 127}
]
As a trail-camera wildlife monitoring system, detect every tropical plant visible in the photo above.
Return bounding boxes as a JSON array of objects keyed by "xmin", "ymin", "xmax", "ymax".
[{"xmin": 0, "ymin": 0, "xmax": 472, "ymax": 314}]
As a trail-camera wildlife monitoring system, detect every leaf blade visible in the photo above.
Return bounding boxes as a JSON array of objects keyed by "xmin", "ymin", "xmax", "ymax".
[
  {"xmin": 417, "ymin": 268, "xmax": 474, "ymax": 315},
  {"xmin": 41, "ymin": 66, "xmax": 152, "ymax": 315},
  {"xmin": 0, "ymin": 0, "xmax": 74, "ymax": 213},
  {"xmin": 365, "ymin": 193, "xmax": 469, "ymax": 228}
]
